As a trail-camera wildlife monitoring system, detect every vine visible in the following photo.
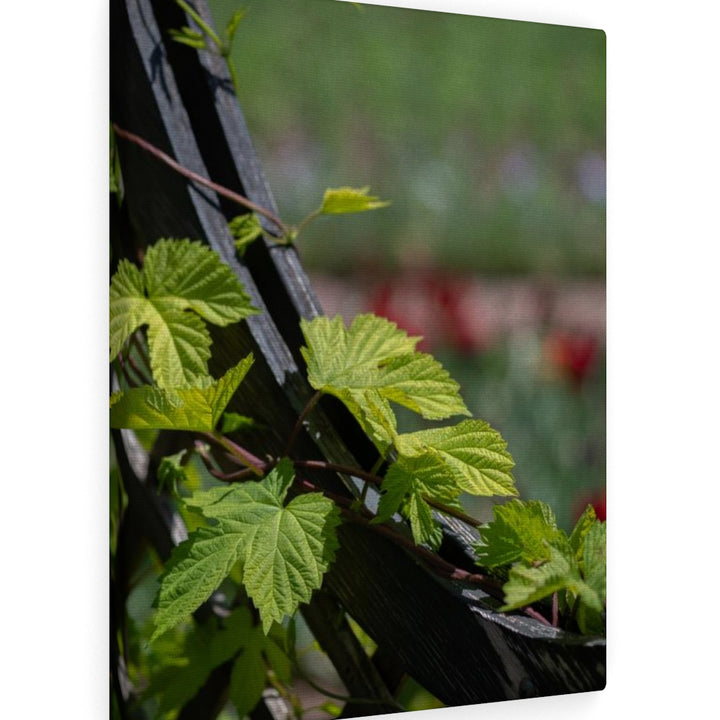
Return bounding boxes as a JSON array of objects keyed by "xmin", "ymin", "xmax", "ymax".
[
  {"xmin": 110, "ymin": 235, "xmax": 606, "ymax": 647},
  {"xmin": 111, "ymin": 42, "xmax": 605, "ymax": 710},
  {"xmin": 110, "ymin": 112, "xmax": 605, "ymax": 715}
]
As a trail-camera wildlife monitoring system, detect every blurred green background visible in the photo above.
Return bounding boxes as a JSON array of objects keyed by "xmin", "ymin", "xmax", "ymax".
[
  {"xmin": 206, "ymin": 0, "xmax": 606, "ymax": 532},
  {"xmin": 209, "ymin": 0, "xmax": 605, "ymax": 277}
]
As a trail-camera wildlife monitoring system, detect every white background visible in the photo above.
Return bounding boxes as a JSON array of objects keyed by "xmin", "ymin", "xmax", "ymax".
[{"xmin": 2, "ymin": 0, "xmax": 718, "ymax": 716}]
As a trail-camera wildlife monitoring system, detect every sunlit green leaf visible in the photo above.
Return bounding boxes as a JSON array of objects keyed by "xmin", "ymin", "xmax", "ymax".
[
  {"xmin": 110, "ymin": 239, "xmax": 258, "ymax": 388},
  {"xmin": 300, "ymin": 314, "xmax": 469, "ymax": 450},
  {"xmin": 153, "ymin": 459, "xmax": 341, "ymax": 637},
  {"xmin": 569, "ymin": 503, "xmax": 597, "ymax": 562},
  {"xmin": 110, "ymin": 354, "xmax": 254, "ymax": 431},
  {"xmin": 151, "ymin": 525, "xmax": 242, "ymax": 642},
  {"xmin": 395, "ymin": 419, "xmax": 516, "ymax": 497}
]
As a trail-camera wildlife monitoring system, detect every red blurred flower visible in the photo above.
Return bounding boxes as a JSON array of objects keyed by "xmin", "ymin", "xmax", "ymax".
[
  {"xmin": 545, "ymin": 330, "xmax": 598, "ymax": 387},
  {"xmin": 369, "ymin": 271, "xmax": 480, "ymax": 355}
]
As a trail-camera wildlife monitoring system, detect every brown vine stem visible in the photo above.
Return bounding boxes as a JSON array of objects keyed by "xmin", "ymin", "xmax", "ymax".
[
  {"xmin": 294, "ymin": 475, "xmax": 552, "ymax": 626},
  {"xmin": 201, "ymin": 432, "xmax": 267, "ymax": 476},
  {"xmin": 293, "ymin": 459, "xmax": 382, "ymax": 488},
  {"xmin": 294, "ymin": 475, "xmax": 506, "ymax": 601},
  {"xmin": 294, "ymin": 458, "xmax": 482, "ymax": 528},
  {"xmin": 283, "ymin": 390, "xmax": 323, "ymax": 456},
  {"xmin": 111, "ymin": 123, "xmax": 290, "ymax": 237}
]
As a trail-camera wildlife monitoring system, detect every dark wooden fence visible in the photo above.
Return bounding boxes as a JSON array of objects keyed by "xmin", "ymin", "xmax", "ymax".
[{"xmin": 110, "ymin": 1, "xmax": 606, "ymax": 717}]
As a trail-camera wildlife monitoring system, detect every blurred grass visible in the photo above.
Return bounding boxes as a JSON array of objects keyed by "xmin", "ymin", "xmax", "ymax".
[
  {"xmin": 207, "ymin": 0, "xmax": 605, "ymax": 277},
  {"xmin": 441, "ymin": 339, "xmax": 606, "ymax": 532}
]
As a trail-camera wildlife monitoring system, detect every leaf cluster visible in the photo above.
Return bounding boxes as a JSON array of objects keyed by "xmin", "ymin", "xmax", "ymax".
[
  {"xmin": 301, "ymin": 314, "xmax": 516, "ymax": 548},
  {"xmin": 475, "ymin": 501, "xmax": 606, "ymax": 634},
  {"xmin": 109, "ymin": 238, "xmax": 602, "ymax": 655}
]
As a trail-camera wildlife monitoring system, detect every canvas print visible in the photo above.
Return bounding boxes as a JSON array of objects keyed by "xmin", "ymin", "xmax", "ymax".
[{"xmin": 110, "ymin": 0, "xmax": 606, "ymax": 716}]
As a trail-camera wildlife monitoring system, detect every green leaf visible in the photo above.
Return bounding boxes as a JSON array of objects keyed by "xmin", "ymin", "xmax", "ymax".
[
  {"xmin": 242, "ymin": 495, "xmax": 341, "ymax": 633},
  {"xmin": 501, "ymin": 544, "xmax": 583, "ymax": 612},
  {"xmin": 229, "ymin": 213, "xmax": 264, "ymax": 255},
  {"xmin": 229, "ymin": 620, "xmax": 267, "ymax": 716},
  {"xmin": 319, "ymin": 186, "xmax": 390, "ymax": 215},
  {"xmin": 149, "ymin": 607, "xmax": 255, "ymax": 713},
  {"xmin": 475, "ymin": 499, "xmax": 562, "ymax": 568},
  {"xmin": 300, "ymin": 314, "xmax": 469, "ymax": 449},
  {"xmin": 582, "ymin": 521, "xmax": 606, "ymax": 599},
  {"xmin": 375, "ymin": 454, "xmax": 459, "ymax": 548},
  {"xmin": 395, "ymin": 419, "xmax": 516, "ymax": 497},
  {"xmin": 165, "ymin": 459, "xmax": 342, "ymax": 634},
  {"xmin": 575, "ymin": 520, "xmax": 606, "ymax": 634},
  {"xmin": 220, "ymin": 412, "xmax": 258, "ymax": 434},
  {"xmin": 110, "ymin": 354, "xmax": 254, "ymax": 431},
  {"xmin": 568, "ymin": 503, "xmax": 597, "ymax": 562},
  {"xmin": 110, "ymin": 239, "xmax": 258, "ymax": 388},
  {"xmin": 375, "ymin": 352, "xmax": 471, "ymax": 420},
  {"xmin": 157, "ymin": 450, "xmax": 187, "ymax": 495},
  {"xmin": 302, "ymin": 315, "xmax": 419, "ymax": 386},
  {"xmin": 151, "ymin": 525, "xmax": 243, "ymax": 642},
  {"xmin": 404, "ymin": 491, "xmax": 444, "ymax": 550}
]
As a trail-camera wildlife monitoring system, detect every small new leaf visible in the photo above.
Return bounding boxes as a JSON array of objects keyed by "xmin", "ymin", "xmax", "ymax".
[
  {"xmin": 319, "ymin": 186, "xmax": 390, "ymax": 215},
  {"xmin": 110, "ymin": 354, "xmax": 254, "ymax": 431},
  {"xmin": 395, "ymin": 419, "xmax": 516, "ymax": 497},
  {"xmin": 168, "ymin": 26, "xmax": 207, "ymax": 49},
  {"xmin": 229, "ymin": 213, "xmax": 264, "ymax": 255},
  {"xmin": 110, "ymin": 239, "xmax": 258, "ymax": 388},
  {"xmin": 157, "ymin": 450, "xmax": 187, "ymax": 495},
  {"xmin": 375, "ymin": 454, "xmax": 459, "ymax": 548},
  {"xmin": 224, "ymin": 7, "xmax": 247, "ymax": 43},
  {"xmin": 475, "ymin": 499, "xmax": 606, "ymax": 635}
]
